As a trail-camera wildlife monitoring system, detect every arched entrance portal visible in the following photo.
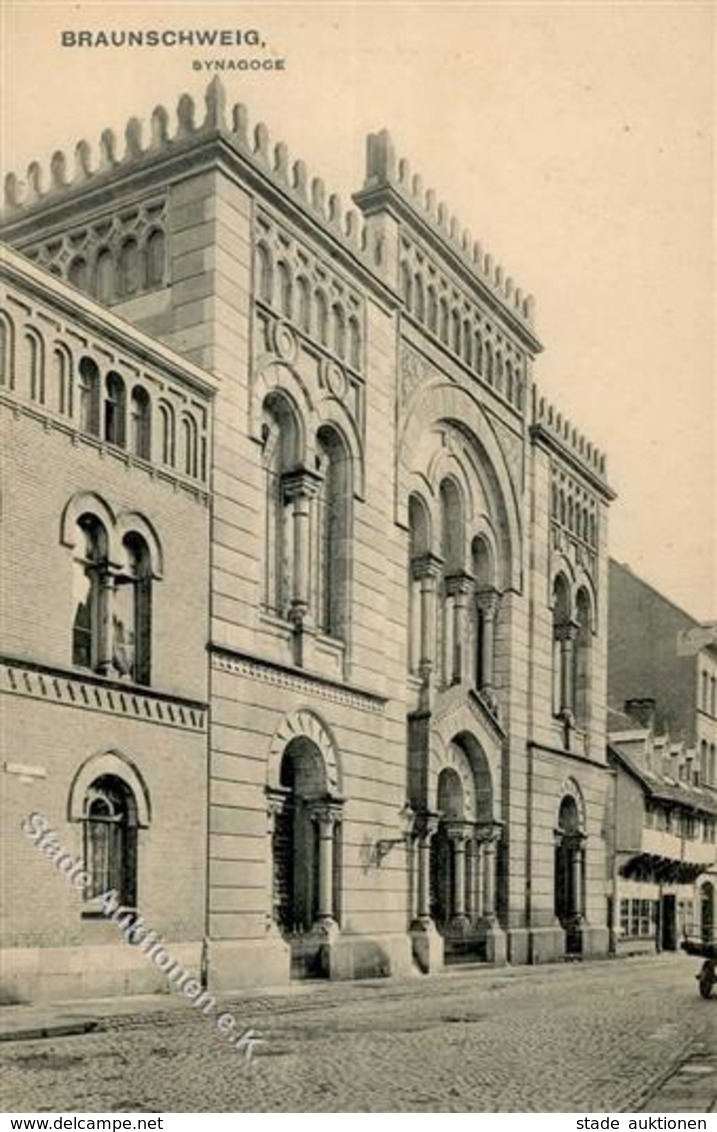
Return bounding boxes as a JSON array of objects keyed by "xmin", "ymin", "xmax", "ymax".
[
  {"xmin": 554, "ymin": 793, "xmax": 585, "ymax": 955},
  {"xmin": 267, "ymin": 728, "xmax": 343, "ymax": 977},
  {"xmin": 425, "ymin": 733, "xmax": 504, "ymax": 963}
]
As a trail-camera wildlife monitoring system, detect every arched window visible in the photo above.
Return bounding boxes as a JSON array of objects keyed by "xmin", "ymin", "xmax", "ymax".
[
  {"xmin": 95, "ymin": 249, "xmax": 113, "ymax": 304},
  {"xmin": 297, "ymin": 276, "xmax": 311, "ymax": 333},
  {"xmin": 407, "ymin": 494, "xmax": 431, "ymax": 676},
  {"xmin": 439, "ymin": 298, "xmax": 449, "ymax": 344},
  {"xmin": 67, "ymin": 257, "xmax": 89, "ymax": 292},
  {"xmin": 506, "ymin": 360, "xmax": 514, "ymax": 402},
  {"xmin": 701, "ymin": 741, "xmax": 709, "ymax": 783},
  {"xmin": 53, "ymin": 346, "xmax": 73, "ymax": 417},
  {"xmin": 0, "ymin": 312, "xmax": 15, "ymax": 388},
  {"xmin": 129, "ymin": 386, "xmax": 151, "ymax": 459},
  {"xmin": 472, "ymin": 535, "xmax": 499, "ymax": 698},
  {"xmin": 462, "ymin": 320, "xmax": 472, "ymax": 367},
  {"xmin": 82, "ymin": 775, "xmax": 138, "ymax": 908},
  {"xmin": 257, "ymin": 242, "xmax": 273, "ymax": 305},
  {"xmin": 113, "ymin": 533, "xmax": 152, "ymax": 685},
  {"xmin": 262, "ymin": 393, "xmax": 299, "ymax": 617},
  {"xmin": 145, "ymin": 229, "xmax": 166, "ymax": 289},
  {"xmin": 710, "ymin": 744, "xmax": 716, "ymax": 785},
  {"xmin": 26, "ymin": 330, "xmax": 45, "ymax": 404},
  {"xmin": 104, "ymin": 372, "xmax": 126, "ymax": 447},
  {"xmin": 315, "ymin": 425, "xmax": 351, "ymax": 640},
  {"xmin": 118, "ymin": 239, "xmax": 140, "ymax": 298},
  {"xmin": 474, "ymin": 331, "xmax": 483, "ymax": 374},
  {"xmin": 485, "ymin": 342, "xmax": 494, "ymax": 383},
  {"xmin": 451, "ymin": 310, "xmax": 461, "ymax": 355},
  {"xmin": 181, "ymin": 413, "xmax": 199, "ymax": 478},
  {"xmin": 348, "ymin": 316, "xmax": 361, "ymax": 370},
  {"xmin": 439, "ymin": 478, "xmax": 464, "ymax": 686},
  {"xmin": 331, "ymin": 304, "xmax": 346, "ymax": 359},
  {"xmin": 159, "ymin": 401, "xmax": 175, "ymax": 466},
  {"xmin": 413, "ymin": 275, "xmax": 425, "ymax": 322},
  {"xmin": 495, "ymin": 351, "xmax": 504, "ymax": 392},
  {"xmin": 78, "ymin": 357, "xmax": 100, "ymax": 436},
  {"xmin": 315, "ymin": 291, "xmax": 328, "ymax": 346},
  {"xmin": 277, "ymin": 261, "xmax": 292, "ymax": 319},
  {"xmin": 72, "ymin": 514, "xmax": 109, "ymax": 671},
  {"xmin": 427, "ymin": 287, "xmax": 438, "ymax": 333},
  {"xmin": 573, "ymin": 588, "xmax": 592, "ymax": 728},
  {"xmin": 400, "ymin": 262, "xmax": 412, "ymax": 309},
  {"xmin": 552, "ymin": 574, "xmax": 571, "ymax": 717},
  {"xmin": 554, "ymin": 793, "xmax": 584, "ymax": 954}
]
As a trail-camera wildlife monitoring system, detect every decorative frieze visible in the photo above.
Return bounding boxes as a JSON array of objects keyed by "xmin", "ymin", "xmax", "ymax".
[
  {"xmin": 212, "ymin": 650, "xmax": 385, "ymax": 715},
  {"xmin": 0, "ymin": 660, "xmax": 207, "ymax": 732}
]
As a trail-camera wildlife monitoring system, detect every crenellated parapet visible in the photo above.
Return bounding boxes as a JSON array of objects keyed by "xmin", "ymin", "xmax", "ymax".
[
  {"xmin": 355, "ymin": 129, "xmax": 536, "ymax": 328},
  {"xmin": 531, "ymin": 387, "xmax": 612, "ymax": 495},
  {"xmin": 2, "ymin": 78, "xmax": 385, "ymax": 273}
]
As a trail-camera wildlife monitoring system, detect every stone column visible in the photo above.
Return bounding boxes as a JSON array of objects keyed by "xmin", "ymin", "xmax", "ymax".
[
  {"xmin": 475, "ymin": 587, "xmax": 501, "ymax": 702},
  {"xmin": 465, "ymin": 839, "xmax": 477, "ymax": 922},
  {"xmin": 476, "ymin": 823, "xmax": 506, "ymax": 964},
  {"xmin": 446, "ymin": 573, "xmax": 474, "ymax": 685},
  {"xmin": 571, "ymin": 834, "xmax": 586, "ymax": 920},
  {"xmin": 310, "ymin": 801, "xmax": 343, "ymax": 932},
  {"xmin": 282, "ymin": 468, "xmax": 322, "ymax": 628},
  {"xmin": 415, "ymin": 813, "xmax": 440, "ymax": 923},
  {"xmin": 96, "ymin": 570, "xmax": 116, "ymax": 676},
  {"xmin": 555, "ymin": 620, "xmax": 579, "ymax": 716},
  {"xmin": 412, "ymin": 553, "xmax": 443, "ymax": 685},
  {"xmin": 446, "ymin": 822, "xmax": 472, "ymax": 925},
  {"xmin": 483, "ymin": 836, "xmax": 498, "ymax": 919},
  {"xmin": 472, "ymin": 836, "xmax": 485, "ymax": 922},
  {"xmin": 265, "ymin": 788, "xmax": 290, "ymax": 931}
]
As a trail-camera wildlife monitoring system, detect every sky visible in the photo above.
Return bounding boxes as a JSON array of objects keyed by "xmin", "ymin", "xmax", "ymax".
[{"xmin": 2, "ymin": 1, "xmax": 715, "ymax": 619}]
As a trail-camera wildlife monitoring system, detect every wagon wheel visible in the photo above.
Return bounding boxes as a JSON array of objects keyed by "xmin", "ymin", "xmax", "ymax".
[{"xmin": 698, "ymin": 960, "xmax": 715, "ymax": 999}]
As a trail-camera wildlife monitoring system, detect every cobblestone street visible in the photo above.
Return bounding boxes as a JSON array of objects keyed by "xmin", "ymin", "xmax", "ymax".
[{"xmin": 2, "ymin": 953, "xmax": 715, "ymax": 1113}]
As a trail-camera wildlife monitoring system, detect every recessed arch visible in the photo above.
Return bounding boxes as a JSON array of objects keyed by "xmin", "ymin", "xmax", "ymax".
[
  {"xmin": 115, "ymin": 510, "xmax": 164, "ymax": 578},
  {"xmin": 267, "ymin": 709, "xmax": 342, "ymax": 798},
  {"xmin": 68, "ymin": 748, "xmax": 151, "ymax": 827},
  {"xmin": 250, "ymin": 359, "xmax": 313, "ymax": 464},
  {"xmin": 60, "ymin": 491, "xmax": 119, "ymax": 560},
  {"xmin": 397, "ymin": 381, "xmax": 522, "ymax": 592}
]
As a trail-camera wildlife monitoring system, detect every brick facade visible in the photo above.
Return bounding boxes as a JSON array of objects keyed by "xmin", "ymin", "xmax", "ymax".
[{"xmin": 2, "ymin": 79, "xmax": 615, "ymax": 999}]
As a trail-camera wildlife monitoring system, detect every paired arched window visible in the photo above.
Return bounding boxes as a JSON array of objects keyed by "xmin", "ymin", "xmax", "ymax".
[
  {"xmin": 68, "ymin": 257, "xmax": 89, "ymax": 291},
  {"xmin": 72, "ymin": 513, "xmax": 109, "ymax": 672},
  {"xmin": 297, "ymin": 276, "xmax": 311, "ymax": 333},
  {"xmin": 82, "ymin": 775, "xmax": 138, "ymax": 908},
  {"xmin": 261, "ymin": 393, "xmax": 299, "ymax": 617},
  {"xmin": 331, "ymin": 304, "xmax": 346, "ymax": 360},
  {"xmin": 407, "ymin": 493, "xmax": 431, "ymax": 676},
  {"xmin": 439, "ymin": 478, "xmax": 465, "ymax": 686},
  {"xmin": 95, "ymin": 249, "xmax": 114, "ymax": 304},
  {"xmin": 26, "ymin": 330, "xmax": 45, "ymax": 404},
  {"xmin": 278, "ymin": 261, "xmax": 292, "ymax": 319},
  {"xmin": 315, "ymin": 291, "xmax": 329, "ymax": 346},
  {"xmin": 129, "ymin": 387, "xmax": 151, "ymax": 459},
  {"xmin": 413, "ymin": 276, "xmax": 425, "ymax": 322},
  {"xmin": 118, "ymin": 239, "xmax": 141, "ymax": 298},
  {"xmin": 181, "ymin": 413, "xmax": 199, "ymax": 478},
  {"xmin": 69, "ymin": 504, "xmax": 157, "ymax": 684},
  {"xmin": 104, "ymin": 372, "xmax": 126, "ymax": 447},
  {"xmin": 427, "ymin": 287, "xmax": 438, "ymax": 333},
  {"xmin": 113, "ymin": 533, "xmax": 153, "ymax": 685},
  {"xmin": 553, "ymin": 575, "xmax": 593, "ymax": 731},
  {"xmin": 159, "ymin": 401, "xmax": 176, "ymax": 467},
  {"xmin": 348, "ymin": 316, "xmax": 361, "ymax": 371},
  {"xmin": 78, "ymin": 357, "xmax": 100, "ymax": 436},
  {"xmin": 315, "ymin": 425, "xmax": 350, "ymax": 641},
  {"xmin": 257, "ymin": 243, "xmax": 273, "ymax": 304},
  {"xmin": 54, "ymin": 346, "xmax": 73, "ymax": 417},
  {"xmin": 145, "ymin": 229, "xmax": 166, "ymax": 289}
]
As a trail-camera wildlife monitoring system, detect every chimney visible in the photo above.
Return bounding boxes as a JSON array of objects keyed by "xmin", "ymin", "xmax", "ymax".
[{"xmin": 624, "ymin": 697, "xmax": 656, "ymax": 732}]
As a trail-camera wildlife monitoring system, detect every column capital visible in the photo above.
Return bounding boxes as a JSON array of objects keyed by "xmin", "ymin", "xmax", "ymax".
[
  {"xmin": 309, "ymin": 798, "xmax": 344, "ymax": 831},
  {"xmin": 415, "ymin": 810, "xmax": 441, "ymax": 840},
  {"xmin": 445, "ymin": 820, "xmax": 473, "ymax": 845},
  {"xmin": 475, "ymin": 587, "xmax": 502, "ymax": 617},
  {"xmin": 475, "ymin": 820, "xmax": 503, "ymax": 845},
  {"xmin": 412, "ymin": 551, "xmax": 444, "ymax": 581},
  {"xmin": 445, "ymin": 571, "xmax": 475, "ymax": 598},
  {"xmin": 282, "ymin": 466, "xmax": 323, "ymax": 501},
  {"xmin": 554, "ymin": 618, "xmax": 580, "ymax": 643}
]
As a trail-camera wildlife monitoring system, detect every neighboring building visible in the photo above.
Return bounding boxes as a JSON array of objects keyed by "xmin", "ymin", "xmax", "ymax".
[
  {"xmin": 609, "ymin": 560, "xmax": 717, "ymax": 788},
  {"xmin": 0, "ymin": 248, "xmax": 216, "ymax": 1001},
  {"xmin": 607, "ymin": 702, "xmax": 717, "ymax": 956},
  {"xmin": 1, "ymin": 79, "xmax": 615, "ymax": 1000}
]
